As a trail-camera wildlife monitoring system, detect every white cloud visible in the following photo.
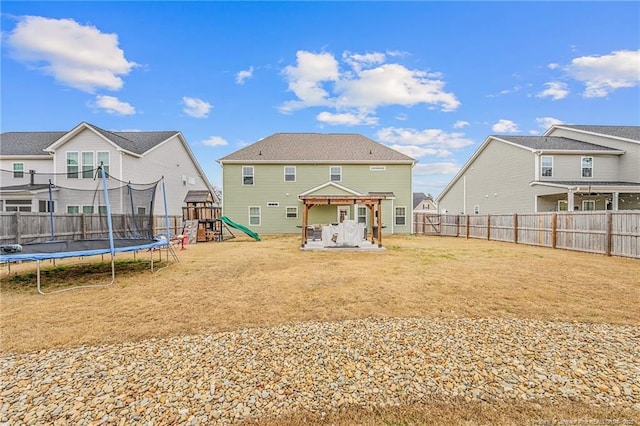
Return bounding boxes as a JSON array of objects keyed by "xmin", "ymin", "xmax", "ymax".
[
  {"xmin": 316, "ymin": 111, "xmax": 378, "ymax": 126},
  {"xmin": 92, "ymin": 95, "xmax": 135, "ymax": 115},
  {"xmin": 453, "ymin": 120, "xmax": 469, "ymax": 129},
  {"xmin": 492, "ymin": 119, "xmax": 520, "ymax": 133},
  {"xmin": 565, "ymin": 50, "xmax": 640, "ymax": 98},
  {"xmin": 388, "ymin": 145, "xmax": 449, "ymax": 159},
  {"xmin": 236, "ymin": 66, "xmax": 254, "ymax": 84},
  {"xmin": 182, "ymin": 96, "xmax": 212, "ymax": 118},
  {"xmin": 536, "ymin": 82, "xmax": 569, "ymax": 100},
  {"xmin": 280, "ymin": 50, "xmax": 460, "ymax": 118},
  {"xmin": 376, "ymin": 127, "xmax": 474, "ymax": 149},
  {"xmin": 536, "ymin": 117, "xmax": 564, "ymax": 130},
  {"xmin": 548, "ymin": 63, "xmax": 560, "ymax": 70},
  {"xmin": 7, "ymin": 16, "xmax": 137, "ymax": 93},
  {"xmin": 202, "ymin": 136, "xmax": 228, "ymax": 147},
  {"xmin": 487, "ymin": 85, "xmax": 522, "ymax": 98},
  {"xmin": 413, "ymin": 162, "xmax": 460, "ymax": 176}
]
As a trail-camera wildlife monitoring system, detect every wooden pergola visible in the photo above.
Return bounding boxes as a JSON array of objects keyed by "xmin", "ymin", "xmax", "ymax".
[{"xmin": 298, "ymin": 193, "xmax": 392, "ymax": 248}]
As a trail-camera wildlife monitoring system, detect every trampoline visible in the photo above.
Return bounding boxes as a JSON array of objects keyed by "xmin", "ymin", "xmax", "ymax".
[{"xmin": 0, "ymin": 166, "xmax": 175, "ymax": 294}]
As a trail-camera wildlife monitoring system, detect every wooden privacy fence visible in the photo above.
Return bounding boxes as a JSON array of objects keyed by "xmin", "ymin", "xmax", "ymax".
[
  {"xmin": 0, "ymin": 213, "xmax": 183, "ymax": 245},
  {"xmin": 414, "ymin": 211, "xmax": 640, "ymax": 259}
]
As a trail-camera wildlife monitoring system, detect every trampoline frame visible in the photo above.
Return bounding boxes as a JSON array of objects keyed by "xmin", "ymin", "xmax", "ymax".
[{"xmin": 0, "ymin": 169, "xmax": 177, "ymax": 294}]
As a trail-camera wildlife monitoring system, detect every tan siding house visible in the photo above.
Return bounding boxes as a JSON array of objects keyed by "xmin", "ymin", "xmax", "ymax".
[
  {"xmin": 0, "ymin": 122, "xmax": 216, "ymax": 216},
  {"xmin": 218, "ymin": 133, "xmax": 415, "ymax": 235},
  {"xmin": 437, "ymin": 125, "xmax": 640, "ymax": 214}
]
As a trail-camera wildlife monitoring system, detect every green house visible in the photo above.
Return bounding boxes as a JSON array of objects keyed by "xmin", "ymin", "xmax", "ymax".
[{"xmin": 217, "ymin": 133, "xmax": 416, "ymax": 236}]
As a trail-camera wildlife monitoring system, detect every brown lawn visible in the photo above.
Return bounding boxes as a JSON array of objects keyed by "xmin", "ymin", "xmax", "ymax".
[{"xmin": 1, "ymin": 234, "xmax": 639, "ymax": 424}]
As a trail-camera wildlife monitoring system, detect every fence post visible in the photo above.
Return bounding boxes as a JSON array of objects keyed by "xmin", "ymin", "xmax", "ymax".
[
  {"xmin": 455, "ymin": 215, "xmax": 460, "ymax": 237},
  {"xmin": 513, "ymin": 213, "xmax": 518, "ymax": 244},
  {"xmin": 15, "ymin": 212, "xmax": 21, "ymax": 244},
  {"xmin": 81, "ymin": 214, "xmax": 87, "ymax": 240},
  {"xmin": 551, "ymin": 213, "xmax": 557, "ymax": 249},
  {"xmin": 605, "ymin": 211, "xmax": 612, "ymax": 256},
  {"xmin": 487, "ymin": 214, "xmax": 491, "ymax": 240},
  {"xmin": 465, "ymin": 215, "xmax": 470, "ymax": 239}
]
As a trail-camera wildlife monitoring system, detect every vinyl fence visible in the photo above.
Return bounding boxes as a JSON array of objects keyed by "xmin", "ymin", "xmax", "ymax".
[
  {"xmin": 0, "ymin": 212, "xmax": 183, "ymax": 246},
  {"xmin": 414, "ymin": 211, "xmax": 640, "ymax": 259}
]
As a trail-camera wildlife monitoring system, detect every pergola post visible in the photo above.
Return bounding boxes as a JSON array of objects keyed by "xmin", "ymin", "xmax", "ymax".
[
  {"xmin": 301, "ymin": 203, "xmax": 309, "ymax": 247},
  {"xmin": 377, "ymin": 199, "xmax": 383, "ymax": 247}
]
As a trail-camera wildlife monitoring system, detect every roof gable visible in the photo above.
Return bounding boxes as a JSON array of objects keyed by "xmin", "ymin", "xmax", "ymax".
[
  {"xmin": 218, "ymin": 133, "xmax": 415, "ymax": 164},
  {"xmin": 495, "ymin": 135, "xmax": 623, "ymax": 152},
  {"xmin": 299, "ymin": 181, "xmax": 363, "ymax": 197}
]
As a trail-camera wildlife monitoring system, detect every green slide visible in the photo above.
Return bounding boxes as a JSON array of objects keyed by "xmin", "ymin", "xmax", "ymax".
[{"xmin": 218, "ymin": 216, "xmax": 261, "ymax": 241}]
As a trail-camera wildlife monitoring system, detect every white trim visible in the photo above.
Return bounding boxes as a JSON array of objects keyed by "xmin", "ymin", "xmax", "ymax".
[
  {"xmin": 541, "ymin": 155, "xmax": 553, "ymax": 177},
  {"xmin": 394, "ymin": 206, "xmax": 407, "ymax": 227},
  {"xmin": 369, "ymin": 165, "xmax": 386, "ymax": 171},
  {"xmin": 242, "ymin": 165, "xmax": 254, "ymax": 186},
  {"xmin": 45, "ymin": 122, "xmax": 140, "ymax": 157},
  {"xmin": 248, "ymin": 205, "xmax": 261, "ymax": 226},
  {"xmin": 337, "ymin": 205, "xmax": 350, "ymax": 222},
  {"xmin": 12, "ymin": 162, "xmax": 24, "ymax": 178},
  {"xmin": 285, "ymin": 206, "xmax": 298, "ymax": 219},
  {"xmin": 544, "ymin": 125, "xmax": 640, "ymax": 145},
  {"xmin": 66, "ymin": 151, "xmax": 79, "ymax": 179}
]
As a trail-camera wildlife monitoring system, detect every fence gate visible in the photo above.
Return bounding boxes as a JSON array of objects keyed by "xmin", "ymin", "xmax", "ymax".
[{"xmin": 414, "ymin": 213, "xmax": 441, "ymax": 235}]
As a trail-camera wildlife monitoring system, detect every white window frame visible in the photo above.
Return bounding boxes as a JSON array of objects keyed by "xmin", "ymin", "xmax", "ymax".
[
  {"xmin": 285, "ymin": 206, "xmax": 298, "ymax": 219},
  {"xmin": 242, "ymin": 166, "xmax": 254, "ymax": 186},
  {"xmin": 5, "ymin": 200, "xmax": 32, "ymax": 212},
  {"xmin": 12, "ymin": 162, "xmax": 24, "ymax": 179},
  {"xmin": 97, "ymin": 151, "xmax": 110, "ymax": 178},
  {"xmin": 541, "ymin": 156, "xmax": 553, "ymax": 177},
  {"xmin": 67, "ymin": 152, "xmax": 79, "ymax": 179},
  {"xmin": 369, "ymin": 166, "xmax": 386, "ymax": 172},
  {"xmin": 395, "ymin": 206, "xmax": 407, "ymax": 226},
  {"xmin": 39, "ymin": 200, "xmax": 55, "ymax": 213},
  {"xmin": 248, "ymin": 206, "xmax": 261, "ymax": 226},
  {"xmin": 82, "ymin": 205, "xmax": 95, "ymax": 214},
  {"xmin": 337, "ymin": 206, "xmax": 350, "ymax": 222},
  {"xmin": 67, "ymin": 205, "xmax": 80, "ymax": 214},
  {"xmin": 330, "ymin": 166, "xmax": 342, "ymax": 182},
  {"xmin": 582, "ymin": 200, "xmax": 595, "ymax": 211},
  {"xmin": 581, "ymin": 156, "xmax": 593, "ymax": 178},
  {"xmin": 284, "ymin": 166, "xmax": 296, "ymax": 182},
  {"xmin": 357, "ymin": 206, "xmax": 368, "ymax": 224},
  {"xmin": 82, "ymin": 151, "xmax": 94, "ymax": 179},
  {"xmin": 558, "ymin": 200, "xmax": 568, "ymax": 211}
]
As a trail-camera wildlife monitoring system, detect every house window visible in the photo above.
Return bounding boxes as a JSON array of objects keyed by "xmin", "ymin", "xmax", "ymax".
[
  {"xmin": 285, "ymin": 206, "xmax": 298, "ymax": 219},
  {"xmin": 67, "ymin": 205, "xmax": 80, "ymax": 214},
  {"xmin": 39, "ymin": 200, "xmax": 55, "ymax": 213},
  {"xmin": 330, "ymin": 166, "xmax": 342, "ymax": 182},
  {"xmin": 370, "ymin": 166, "xmax": 386, "ymax": 171},
  {"xmin": 67, "ymin": 152, "xmax": 79, "ymax": 178},
  {"xmin": 248, "ymin": 206, "xmax": 261, "ymax": 226},
  {"xmin": 243, "ymin": 166, "xmax": 254, "ymax": 186},
  {"xmin": 82, "ymin": 152, "xmax": 94, "ymax": 178},
  {"xmin": 558, "ymin": 200, "xmax": 568, "ymax": 211},
  {"xmin": 541, "ymin": 156, "xmax": 553, "ymax": 177},
  {"xmin": 97, "ymin": 152, "xmax": 110, "ymax": 178},
  {"xmin": 137, "ymin": 206, "xmax": 147, "ymax": 215},
  {"xmin": 284, "ymin": 166, "xmax": 296, "ymax": 182},
  {"xmin": 395, "ymin": 206, "xmax": 406, "ymax": 226},
  {"xmin": 12, "ymin": 163, "xmax": 24, "ymax": 178},
  {"xmin": 474, "ymin": 205, "xmax": 480, "ymax": 214},
  {"xmin": 581, "ymin": 157, "xmax": 593, "ymax": 178},
  {"xmin": 582, "ymin": 200, "xmax": 595, "ymax": 211},
  {"xmin": 98, "ymin": 205, "xmax": 108, "ymax": 214},
  {"xmin": 82, "ymin": 206, "xmax": 95, "ymax": 214},
  {"xmin": 5, "ymin": 200, "xmax": 31, "ymax": 212},
  {"xmin": 357, "ymin": 206, "xmax": 367, "ymax": 224}
]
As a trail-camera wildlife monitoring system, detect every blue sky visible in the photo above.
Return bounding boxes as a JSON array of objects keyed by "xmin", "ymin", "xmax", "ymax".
[{"xmin": 2, "ymin": 1, "xmax": 639, "ymax": 197}]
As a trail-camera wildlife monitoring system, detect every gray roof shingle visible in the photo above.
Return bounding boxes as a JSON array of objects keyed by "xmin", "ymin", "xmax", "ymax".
[
  {"xmin": 495, "ymin": 136, "xmax": 622, "ymax": 151},
  {"xmin": 0, "ymin": 123, "xmax": 179, "ymax": 156},
  {"xmin": 556, "ymin": 125, "xmax": 640, "ymax": 141},
  {"xmin": 0, "ymin": 132, "xmax": 66, "ymax": 156},
  {"xmin": 218, "ymin": 133, "xmax": 415, "ymax": 163}
]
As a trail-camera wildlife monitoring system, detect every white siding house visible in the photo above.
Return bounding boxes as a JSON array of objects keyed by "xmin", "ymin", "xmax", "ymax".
[
  {"xmin": 0, "ymin": 122, "xmax": 217, "ymax": 215},
  {"xmin": 436, "ymin": 125, "xmax": 640, "ymax": 214}
]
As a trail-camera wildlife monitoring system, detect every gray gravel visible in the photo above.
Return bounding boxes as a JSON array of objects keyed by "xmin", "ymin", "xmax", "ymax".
[{"xmin": 1, "ymin": 317, "xmax": 639, "ymax": 425}]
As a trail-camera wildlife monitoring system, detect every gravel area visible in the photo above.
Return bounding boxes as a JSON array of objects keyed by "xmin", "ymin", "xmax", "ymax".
[{"xmin": 1, "ymin": 317, "xmax": 639, "ymax": 425}]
